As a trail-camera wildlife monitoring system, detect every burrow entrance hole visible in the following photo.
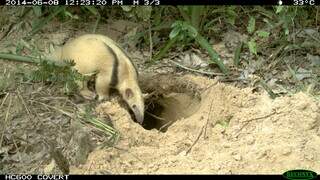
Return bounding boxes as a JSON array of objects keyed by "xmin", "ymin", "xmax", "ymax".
[
  {"xmin": 142, "ymin": 92, "xmax": 201, "ymax": 132},
  {"xmin": 87, "ymin": 73, "xmax": 202, "ymax": 132}
]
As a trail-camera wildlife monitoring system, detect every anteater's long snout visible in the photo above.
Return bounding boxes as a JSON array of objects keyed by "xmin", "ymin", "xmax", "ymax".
[{"xmin": 131, "ymin": 104, "xmax": 144, "ymax": 124}]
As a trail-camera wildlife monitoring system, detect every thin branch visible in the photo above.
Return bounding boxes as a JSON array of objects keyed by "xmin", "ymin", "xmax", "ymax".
[
  {"xmin": 159, "ymin": 121, "xmax": 174, "ymax": 132},
  {"xmin": 149, "ymin": 20, "xmax": 153, "ymax": 62},
  {"xmin": 0, "ymin": 93, "xmax": 9, "ymax": 110},
  {"xmin": 233, "ymin": 111, "xmax": 277, "ymax": 138},
  {"xmin": 169, "ymin": 60, "xmax": 225, "ymax": 76},
  {"xmin": 0, "ymin": 94, "xmax": 12, "ymax": 149},
  {"xmin": 204, "ymin": 96, "xmax": 214, "ymax": 139},
  {"xmin": 146, "ymin": 111, "xmax": 166, "ymax": 121},
  {"xmin": 186, "ymin": 125, "xmax": 204, "ymax": 155}
]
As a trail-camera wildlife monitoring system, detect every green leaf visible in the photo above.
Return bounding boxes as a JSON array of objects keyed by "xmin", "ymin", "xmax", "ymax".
[
  {"xmin": 248, "ymin": 39, "xmax": 257, "ymax": 55},
  {"xmin": 195, "ymin": 35, "xmax": 229, "ymax": 74},
  {"xmin": 171, "ymin": 21, "xmax": 183, "ymax": 28},
  {"xmin": 169, "ymin": 28, "xmax": 180, "ymax": 39},
  {"xmin": 186, "ymin": 24, "xmax": 198, "ymax": 38},
  {"xmin": 84, "ymin": 6, "xmax": 98, "ymax": 16},
  {"xmin": 226, "ymin": 7, "xmax": 237, "ymax": 25},
  {"xmin": 121, "ymin": 6, "xmax": 132, "ymax": 12},
  {"xmin": 63, "ymin": 10, "xmax": 78, "ymax": 19},
  {"xmin": 276, "ymin": 6, "xmax": 283, "ymax": 14},
  {"xmin": 226, "ymin": 16, "xmax": 236, "ymax": 26},
  {"xmin": 217, "ymin": 120, "xmax": 229, "ymax": 128},
  {"xmin": 136, "ymin": 6, "xmax": 152, "ymax": 21},
  {"xmin": 234, "ymin": 43, "xmax": 242, "ymax": 67},
  {"xmin": 285, "ymin": 28, "xmax": 289, "ymax": 35},
  {"xmin": 256, "ymin": 31, "xmax": 270, "ymax": 38},
  {"xmin": 247, "ymin": 16, "xmax": 256, "ymax": 34},
  {"xmin": 32, "ymin": 7, "xmax": 42, "ymax": 17}
]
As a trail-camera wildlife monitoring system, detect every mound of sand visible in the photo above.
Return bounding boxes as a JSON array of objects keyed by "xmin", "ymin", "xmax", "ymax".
[{"xmin": 69, "ymin": 74, "xmax": 320, "ymax": 174}]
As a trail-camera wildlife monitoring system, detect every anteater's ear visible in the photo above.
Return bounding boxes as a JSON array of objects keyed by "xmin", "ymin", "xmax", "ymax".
[{"xmin": 125, "ymin": 88, "xmax": 134, "ymax": 99}]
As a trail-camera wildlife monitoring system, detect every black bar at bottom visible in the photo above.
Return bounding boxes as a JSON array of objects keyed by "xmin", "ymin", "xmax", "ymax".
[{"xmin": 0, "ymin": 174, "xmax": 289, "ymax": 179}]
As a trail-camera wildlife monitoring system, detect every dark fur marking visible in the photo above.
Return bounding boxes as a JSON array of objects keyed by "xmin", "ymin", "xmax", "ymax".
[
  {"xmin": 104, "ymin": 43, "xmax": 119, "ymax": 88},
  {"xmin": 114, "ymin": 44, "xmax": 139, "ymax": 77}
]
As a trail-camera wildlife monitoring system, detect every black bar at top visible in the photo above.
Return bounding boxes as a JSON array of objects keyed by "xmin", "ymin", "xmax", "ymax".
[
  {"xmin": 140, "ymin": 0, "xmax": 291, "ymax": 5},
  {"xmin": 1, "ymin": 0, "xmax": 319, "ymax": 6}
]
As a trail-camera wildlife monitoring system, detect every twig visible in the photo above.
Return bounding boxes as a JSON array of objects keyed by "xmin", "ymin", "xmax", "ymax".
[
  {"xmin": 186, "ymin": 91, "xmax": 218, "ymax": 154},
  {"xmin": 316, "ymin": 8, "xmax": 319, "ymax": 29},
  {"xmin": 149, "ymin": 20, "xmax": 153, "ymax": 62},
  {"xmin": 233, "ymin": 111, "xmax": 276, "ymax": 138},
  {"xmin": 146, "ymin": 111, "xmax": 166, "ymax": 121},
  {"xmin": 32, "ymin": 99, "xmax": 117, "ymax": 142},
  {"xmin": 186, "ymin": 125, "xmax": 205, "ymax": 155},
  {"xmin": 17, "ymin": 90, "xmax": 32, "ymax": 119},
  {"xmin": 92, "ymin": 14, "xmax": 101, "ymax": 34},
  {"xmin": 143, "ymin": 91, "xmax": 158, "ymax": 100},
  {"xmin": 39, "ymin": 96, "xmax": 79, "ymax": 107},
  {"xmin": 0, "ymin": 23, "xmax": 14, "ymax": 41},
  {"xmin": 169, "ymin": 60, "xmax": 225, "ymax": 76},
  {"xmin": 0, "ymin": 94, "xmax": 12, "ymax": 149},
  {"xmin": 303, "ymin": 29, "xmax": 320, "ymax": 44},
  {"xmin": 204, "ymin": 97, "xmax": 214, "ymax": 139},
  {"xmin": 11, "ymin": 134, "xmax": 30, "ymax": 144},
  {"xmin": 258, "ymin": 80, "xmax": 278, "ymax": 99},
  {"xmin": 31, "ymin": 100, "xmax": 74, "ymax": 118},
  {"xmin": 218, "ymin": 78, "xmax": 245, "ymax": 82},
  {"xmin": 0, "ymin": 93, "xmax": 9, "ymax": 110},
  {"xmin": 266, "ymin": 45, "xmax": 285, "ymax": 69},
  {"xmin": 243, "ymin": 111, "xmax": 276, "ymax": 123},
  {"xmin": 11, "ymin": 136, "xmax": 22, "ymax": 162},
  {"xmin": 85, "ymin": 161, "xmax": 94, "ymax": 174},
  {"xmin": 201, "ymin": 81, "xmax": 219, "ymax": 94},
  {"xmin": 158, "ymin": 121, "xmax": 174, "ymax": 132}
]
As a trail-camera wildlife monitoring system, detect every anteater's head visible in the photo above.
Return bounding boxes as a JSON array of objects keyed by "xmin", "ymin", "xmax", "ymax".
[{"xmin": 121, "ymin": 86, "xmax": 144, "ymax": 125}]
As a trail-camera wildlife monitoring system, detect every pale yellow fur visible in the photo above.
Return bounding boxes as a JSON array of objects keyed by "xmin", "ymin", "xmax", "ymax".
[{"xmin": 48, "ymin": 34, "xmax": 144, "ymax": 124}]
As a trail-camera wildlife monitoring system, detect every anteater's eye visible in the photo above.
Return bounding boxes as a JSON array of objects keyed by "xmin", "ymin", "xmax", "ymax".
[
  {"xmin": 132, "ymin": 104, "xmax": 137, "ymax": 109},
  {"xmin": 125, "ymin": 88, "xmax": 134, "ymax": 99}
]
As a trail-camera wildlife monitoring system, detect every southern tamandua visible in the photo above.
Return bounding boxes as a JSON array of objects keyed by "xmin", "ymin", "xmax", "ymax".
[{"xmin": 47, "ymin": 34, "xmax": 144, "ymax": 124}]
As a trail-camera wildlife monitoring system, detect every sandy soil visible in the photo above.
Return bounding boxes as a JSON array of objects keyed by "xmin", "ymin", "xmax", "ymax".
[{"xmin": 70, "ymin": 74, "xmax": 320, "ymax": 174}]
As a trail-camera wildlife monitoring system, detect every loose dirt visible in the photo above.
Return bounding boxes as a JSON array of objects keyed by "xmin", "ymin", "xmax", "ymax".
[{"xmin": 70, "ymin": 74, "xmax": 320, "ymax": 174}]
